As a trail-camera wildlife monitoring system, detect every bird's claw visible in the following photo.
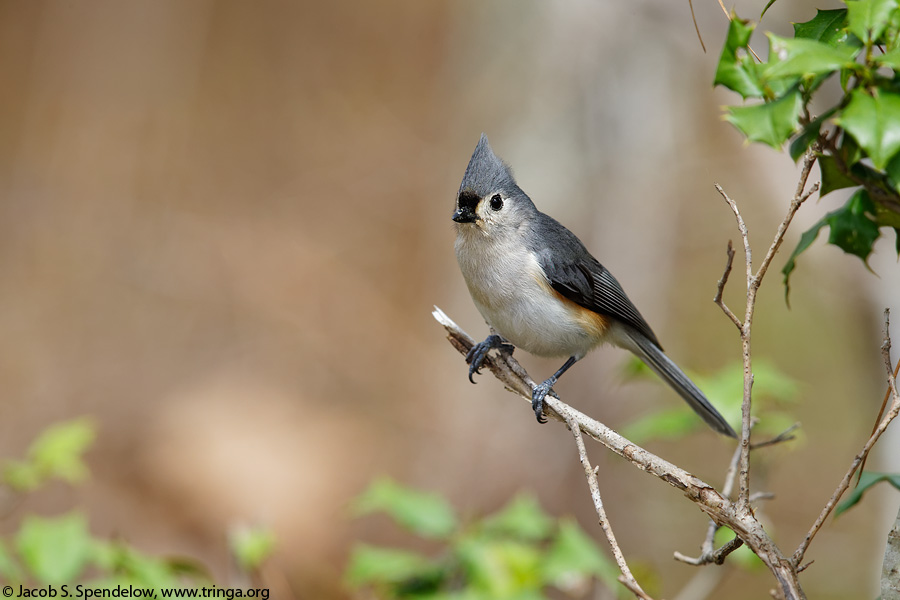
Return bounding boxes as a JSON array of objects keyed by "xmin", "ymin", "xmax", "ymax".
[
  {"xmin": 531, "ymin": 377, "xmax": 556, "ymax": 424},
  {"xmin": 465, "ymin": 335, "xmax": 513, "ymax": 383}
]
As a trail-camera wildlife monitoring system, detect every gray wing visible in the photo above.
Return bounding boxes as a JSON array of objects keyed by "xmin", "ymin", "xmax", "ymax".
[{"xmin": 529, "ymin": 213, "xmax": 663, "ymax": 349}]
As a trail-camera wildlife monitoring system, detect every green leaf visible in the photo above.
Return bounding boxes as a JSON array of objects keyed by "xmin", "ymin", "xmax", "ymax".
[
  {"xmin": 826, "ymin": 189, "xmax": 882, "ymax": 263},
  {"xmin": 456, "ymin": 536, "xmax": 542, "ymax": 596},
  {"xmin": 481, "ymin": 494, "xmax": 554, "ymax": 541},
  {"xmin": 542, "ymin": 519, "xmax": 617, "ymax": 593},
  {"xmin": 847, "ymin": 0, "xmax": 899, "ymax": 44},
  {"xmin": 760, "ymin": 0, "xmax": 778, "ymax": 19},
  {"xmin": 229, "ymin": 525, "xmax": 276, "ymax": 572},
  {"xmin": 725, "ymin": 89, "xmax": 803, "ymax": 148},
  {"xmin": 27, "ymin": 418, "xmax": 96, "ymax": 485},
  {"xmin": 715, "ymin": 16, "xmax": 765, "ymax": 99},
  {"xmin": 838, "ymin": 89, "xmax": 900, "ymax": 169},
  {"xmin": 344, "ymin": 544, "xmax": 439, "ymax": 587},
  {"xmin": 876, "ymin": 46, "xmax": 900, "ymax": 68},
  {"xmin": 793, "ymin": 9, "xmax": 851, "ymax": 46},
  {"xmin": 0, "ymin": 539, "xmax": 24, "ymax": 582},
  {"xmin": 16, "ymin": 512, "xmax": 93, "ymax": 584},
  {"xmin": 353, "ymin": 478, "xmax": 458, "ymax": 539},
  {"xmin": 2, "ymin": 460, "xmax": 41, "ymax": 491},
  {"xmin": 783, "ymin": 216, "xmax": 830, "ymax": 300},
  {"xmin": 762, "ymin": 35, "xmax": 859, "ymax": 80},
  {"xmin": 836, "ymin": 472, "xmax": 900, "ymax": 515},
  {"xmin": 621, "ymin": 409, "xmax": 703, "ymax": 443},
  {"xmin": 818, "ymin": 154, "xmax": 859, "ymax": 196}
]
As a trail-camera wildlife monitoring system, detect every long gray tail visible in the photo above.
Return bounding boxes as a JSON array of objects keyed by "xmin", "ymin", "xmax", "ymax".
[{"xmin": 624, "ymin": 329, "xmax": 736, "ymax": 438}]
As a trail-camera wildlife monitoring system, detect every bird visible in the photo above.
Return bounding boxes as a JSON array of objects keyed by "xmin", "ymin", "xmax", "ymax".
[{"xmin": 451, "ymin": 133, "xmax": 736, "ymax": 437}]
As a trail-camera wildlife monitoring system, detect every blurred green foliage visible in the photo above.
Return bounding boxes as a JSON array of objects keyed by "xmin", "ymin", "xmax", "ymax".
[
  {"xmin": 346, "ymin": 479, "xmax": 624, "ymax": 599},
  {"xmin": 714, "ymin": 0, "xmax": 900, "ymax": 298},
  {"xmin": 622, "ymin": 359, "xmax": 800, "ymax": 443},
  {"xmin": 0, "ymin": 419, "xmax": 275, "ymax": 591}
]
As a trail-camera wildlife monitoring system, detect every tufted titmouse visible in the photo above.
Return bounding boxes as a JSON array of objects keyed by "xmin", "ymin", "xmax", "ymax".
[{"xmin": 452, "ymin": 134, "xmax": 736, "ymax": 437}]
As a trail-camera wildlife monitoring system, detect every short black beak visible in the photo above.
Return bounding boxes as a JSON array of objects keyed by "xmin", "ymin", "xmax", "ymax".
[{"xmin": 452, "ymin": 205, "xmax": 477, "ymax": 223}]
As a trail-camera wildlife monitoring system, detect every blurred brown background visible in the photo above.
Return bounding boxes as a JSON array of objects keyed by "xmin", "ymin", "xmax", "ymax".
[{"xmin": 1, "ymin": 1, "xmax": 898, "ymax": 598}]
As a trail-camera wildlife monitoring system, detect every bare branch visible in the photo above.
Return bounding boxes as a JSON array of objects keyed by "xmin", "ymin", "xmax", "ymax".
[
  {"xmin": 565, "ymin": 413, "xmax": 655, "ymax": 599},
  {"xmin": 792, "ymin": 310, "xmax": 900, "ymax": 567},
  {"xmin": 433, "ymin": 307, "xmax": 806, "ymax": 599},
  {"xmin": 688, "ymin": 0, "xmax": 706, "ymax": 53},
  {"xmin": 714, "ymin": 240, "xmax": 742, "ymax": 331},
  {"xmin": 751, "ymin": 423, "xmax": 801, "ymax": 450},
  {"xmin": 714, "ymin": 151, "xmax": 818, "ymax": 517}
]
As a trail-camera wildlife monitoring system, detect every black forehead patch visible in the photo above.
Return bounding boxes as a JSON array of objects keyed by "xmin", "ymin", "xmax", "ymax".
[{"xmin": 457, "ymin": 189, "xmax": 480, "ymax": 211}]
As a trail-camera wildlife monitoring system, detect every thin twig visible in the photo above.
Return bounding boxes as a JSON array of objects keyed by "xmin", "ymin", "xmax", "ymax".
[
  {"xmin": 751, "ymin": 423, "xmax": 801, "ymax": 450},
  {"xmin": 715, "ymin": 183, "xmax": 755, "ymax": 515},
  {"xmin": 688, "ymin": 0, "xmax": 706, "ymax": 52},
  {"xmin": 674, "ymin": 442, "xmax": 743, "ymax": 566},
  {"xmin": 792, "ymin": 310, "xmax": 900, "ymax": 567},
  {"xmin": 714, "ymin": 240, "xmax": 743, "ymax": 331},
  {"xmin": 565, "ymin": 413, "xmax": 655, "ymax": 599},
  {"xmin": 714, "ymin": 151, "xmax": 819, "ymax": 518}
]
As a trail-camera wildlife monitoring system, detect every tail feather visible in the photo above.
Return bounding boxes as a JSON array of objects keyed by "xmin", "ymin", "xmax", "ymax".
[{"xmin": 624, "ymin": 329, "xmax": 737, "ymax": 438}]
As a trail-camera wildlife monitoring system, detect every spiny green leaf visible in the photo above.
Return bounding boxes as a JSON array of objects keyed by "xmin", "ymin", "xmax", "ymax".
[
  {"xmin": 344, "ymin": 544, "xmax": 439, "ymax": 587},
  {"xmin": 793, "ymin": 9, "xmax": 851, "ymax": 46},
  {"xmin": 481, "ymin": 494, "xmax": 554, "ymax": 541},
  {"xmin": 715, "ymin": 16, "xmax": 765, "ymax": 99},
  {"xmin": 846, "ymin": 0, "xmax": 899, "ymax": 44},
  {"xmin": 763, "ymin": 35, "xmax": 859, "ymax": 80},
  {"xmin": 838, "ymin": 89, "xmax": 900, "ymax": 169},
  {"xmin": 836, "ymin": 472, "xmax": 900, "ymax": 516},
  {"xmin": 826, "ymin": 189, "xmax": 882, "ymax": 264},
  {"xmin": 725, "ymin": 89, "xmax": 803, "ymax": 148},
  {"xmin": 818, "ymin": 154, "xmax": 859, "ymax": 197},
  {"xmin": 352, "ymin": 478, "xmax": 458, "ymax": 539},
  {"xmin": 17, "ymin": 512, "xmax": 93, "ymax": 584}
]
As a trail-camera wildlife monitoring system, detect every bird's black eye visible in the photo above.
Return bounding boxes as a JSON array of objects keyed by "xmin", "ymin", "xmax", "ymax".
[{"xmin": 489, "ymin": 194, "xmax": 503, "ymax": 211}]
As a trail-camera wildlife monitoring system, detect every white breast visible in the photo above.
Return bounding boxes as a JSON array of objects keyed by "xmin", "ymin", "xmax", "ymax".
[{"xmin": 455, "ymin": 227, "xmax": 599, "ymax": 359}]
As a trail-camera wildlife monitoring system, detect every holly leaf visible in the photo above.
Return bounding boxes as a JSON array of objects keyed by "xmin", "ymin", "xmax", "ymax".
[
  {"xmin": 793, "ymin": 9, "xmax": 851, "ymax": 46},
  {"xmin": 818, "ymin": 154, "xmax": 858, "ymax": 197},
  {"xmin": 763, "ymin": 35, "xmax": 859, "ymax": 80},
  {"xmin": 826, "ymin": 189, "xmax": 881, "ymax": 264},
  {"xmin": 715, "ymin": 16, "xmax": 765, "ymax": 99},
  {"xmin": 789, "ymin": 107, "xmax": 837, "ymax": 161},
  {"xmin": 846, "ymin": 0, "xmax": 899, "ymax": 44},
  {"xmin": 838, "ymin": 89, "xmax": 900, "ymax": 169},
  {"xmin": 725, "ymin": 89, "xmax": 803, "ymax": 148}
]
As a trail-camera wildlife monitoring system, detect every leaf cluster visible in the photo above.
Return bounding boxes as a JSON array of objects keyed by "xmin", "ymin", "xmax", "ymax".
[
  {"xmin": 0, "ymin": 419, "xmax": 275, "ymax": 591},
  {"xmin": 345, "ymin": 478, "xmax": 625, "ymax": 600},
  {"xmin": 715, "ymin": 0, "xmax": 900, "ymax": 295}
]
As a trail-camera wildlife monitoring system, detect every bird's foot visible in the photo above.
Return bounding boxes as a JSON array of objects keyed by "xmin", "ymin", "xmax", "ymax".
[
  {"xmin": 531, "ymin": 376, "xmax": 557, "ymax": 424},
  {"xmin": 465, "ymin": 334, "xmax": 514, "ymax": 383}
]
